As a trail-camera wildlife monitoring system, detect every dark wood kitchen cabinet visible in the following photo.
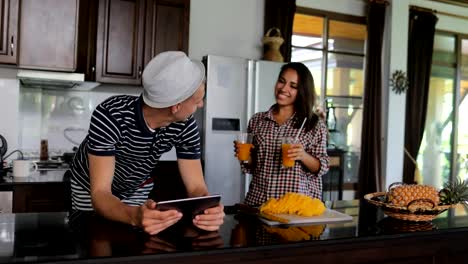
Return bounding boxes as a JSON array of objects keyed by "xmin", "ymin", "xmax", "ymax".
[
  {"xmin": 95, "ymin": 0, "xmax": 146, "ymax": 85},
  {"xmin": 13, "ymin": 182, "xmax": 71, "ymax": 213},
  {"xmin": 76, "ymin": 0, "xmax": 99, "ymax": 81},
  {"xmin": 143, "ymin": 0, "xmax": 190, "ymax": 66},
  {"xmin": 0, "ymin": 0, "xmax": 19, "ymax": 65},
  {"xmin": 18, "ymin": 0, "xmax": 80, "ymax": 71},
  {"xmin": 96, "ymin": 0, "xmax": 189, "ymax": 85}
]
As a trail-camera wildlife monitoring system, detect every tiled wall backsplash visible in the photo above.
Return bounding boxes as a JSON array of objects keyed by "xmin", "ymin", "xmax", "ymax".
[{"xmin": 19, "ymin": 85, "xmax": 141, "ymax": 158}]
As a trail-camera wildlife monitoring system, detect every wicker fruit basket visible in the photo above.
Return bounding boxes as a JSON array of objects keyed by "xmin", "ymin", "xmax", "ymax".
[{"xmin": 364, "ymin": 191, "xmax": 455, "ymax": 222}]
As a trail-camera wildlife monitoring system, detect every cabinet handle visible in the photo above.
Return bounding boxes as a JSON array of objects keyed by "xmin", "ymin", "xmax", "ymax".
[
  {"xmin": 10, "ymin": 36, "xmax": 14, "ymax": 56},
  {"xmin": 91, "ymin": 66, "xmax": 95, "ymax": 73},
  {"xmin": 138, "ymin": 66, "xmax": 142, "ymax": 78}
]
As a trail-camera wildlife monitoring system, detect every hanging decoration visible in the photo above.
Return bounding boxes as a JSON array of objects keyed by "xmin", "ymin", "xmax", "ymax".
[{"xmin": 389, "ymin": 70, "xmax": 409, "ymax": 94}]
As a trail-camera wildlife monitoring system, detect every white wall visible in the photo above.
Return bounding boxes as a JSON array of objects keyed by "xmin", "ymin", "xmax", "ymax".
[
  {"xmin": 412, "ymin": 0, "xmax": 468, "ymax": 35},
  {"xmin": 189, "ymin": 0, "xmax": 265, "ymax": 61},
  {"xmin": 297, "ymin": 0, "xmax": 366, "ymax": 16},
  {"xmin": 383, "ymin": 0, "xmax": 411, "ymax": 189}
]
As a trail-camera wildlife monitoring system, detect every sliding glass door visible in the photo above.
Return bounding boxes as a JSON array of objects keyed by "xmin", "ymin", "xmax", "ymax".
[
  {"xmin": 418, "ymin": 33, "xmax": 468, "ymax": 187},
  {"xmin": 457, "ymin": 38, "xmax": 468, "ymax": 180}
]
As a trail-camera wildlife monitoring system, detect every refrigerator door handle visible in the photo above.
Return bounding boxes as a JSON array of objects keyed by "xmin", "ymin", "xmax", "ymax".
[{"xmin": 246, "ymin": 60, "xmax": 256, "ymax": 130}]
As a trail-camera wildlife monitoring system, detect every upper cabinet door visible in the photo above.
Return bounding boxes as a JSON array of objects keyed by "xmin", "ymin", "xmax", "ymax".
[
  {"xmin": 76, "ymin": 0, "xmax": 99, "ymax": 81},
  {"xmin": 95, "ymin": 0, "xmax": 145, "ymax": 85},
  {"xmin": 144, "ymin": 0, "xmax": 189, "ymax": 67},
  {"xmin": 0, "ymin": 0, "xmax": 18, "ymax": 65},
  {"xmin": 18, "ymin": 0, "xmax": 79, "ymax": 71}
]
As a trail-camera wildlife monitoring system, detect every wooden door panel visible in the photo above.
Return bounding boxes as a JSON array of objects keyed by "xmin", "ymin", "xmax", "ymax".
[
  {"xmin": 76, "ymin": 0, "xmax": 99, "ymax": 81},
  {"xmin": 106, "ymin": 1, "xmax": 137, "ymax": 74},
  {"xmin": 18, "ymin": 0, "xmax": 79, "ymax": 71},
  {"xmin": 96, "ymin": 0, "xmax": 145, "ymax": 85},
  {"xmin": 0, "ymin": 0, "xmax": 18, "ymax": 64},
  {"xmin": 144, "ymin": 0, "xmax": 189, "ymax": 66},
  {"xmin": 0, "ymin": 0, "xmax": 9, "ymax": 57},
  {"xmin": 153, "ymin": 5, "xmax": 183, "ymax": 55}
]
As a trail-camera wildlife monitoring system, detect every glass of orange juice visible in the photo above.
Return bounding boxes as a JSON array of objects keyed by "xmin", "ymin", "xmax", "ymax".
[
  {"xmin": 281, "ymin": 137, "xmax": 297, "ymax": 168},
  {"xmin": 236, "ymin": 133, "xmax": 253, "ymax": 163}
]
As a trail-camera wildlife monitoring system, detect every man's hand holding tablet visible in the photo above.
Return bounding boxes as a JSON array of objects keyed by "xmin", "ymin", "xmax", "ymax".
[
  {"xmin": 156, "ymin": 194, "xmax": 222, "ymax": 219},
  {"xmin": 155, "ymin": 194, "xmax": 224, "ymax": 233}
]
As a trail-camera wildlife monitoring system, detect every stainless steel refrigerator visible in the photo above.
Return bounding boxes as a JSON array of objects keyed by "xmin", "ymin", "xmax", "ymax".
[{"xmin": 202, "ymin": 55, "xmax": 284, "ymax": 206}]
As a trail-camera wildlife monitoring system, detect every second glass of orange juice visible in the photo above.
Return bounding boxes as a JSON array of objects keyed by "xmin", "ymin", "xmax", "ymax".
[
  {"xmin": 281, "ymin": 137, "xmax": 297, "ymax": 168},
  {"xmin": 237, "ymin": 133, "xmax": 253, "ymax": 163}
]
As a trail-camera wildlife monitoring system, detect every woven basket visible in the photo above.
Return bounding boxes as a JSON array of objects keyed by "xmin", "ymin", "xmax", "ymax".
[
  {"xmin": 262, "ymin": 27, "xmax": 284, "ymax": 45},
  {"xmin": 364, "ymin": 192, "xmax": 455, "ymax": 222},
  {"xmin": 262, "ymin": 27, "xmax": 284, "ymax": 62}
]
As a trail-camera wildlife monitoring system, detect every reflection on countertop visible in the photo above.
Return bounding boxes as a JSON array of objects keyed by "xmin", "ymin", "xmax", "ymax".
[{"xmin": 2, "ymin": 169, "xmax": 68, "ymax": 185}]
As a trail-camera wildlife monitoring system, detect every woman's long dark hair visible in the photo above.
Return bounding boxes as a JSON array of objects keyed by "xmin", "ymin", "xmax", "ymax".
[{"xmin": 274, "ymin": 62, "xmax": 319, "ymax": 131}]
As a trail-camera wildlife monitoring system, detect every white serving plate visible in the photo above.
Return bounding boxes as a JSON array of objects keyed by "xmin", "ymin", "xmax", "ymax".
[{"xmin": 259, "ymin": 209, "xmax": 353, "ymax": 226}]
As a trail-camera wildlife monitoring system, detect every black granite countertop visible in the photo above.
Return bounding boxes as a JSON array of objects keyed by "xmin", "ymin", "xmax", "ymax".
[{"xmin": 1, "ymin": 200, "xmax": 468, "ymax": 263}]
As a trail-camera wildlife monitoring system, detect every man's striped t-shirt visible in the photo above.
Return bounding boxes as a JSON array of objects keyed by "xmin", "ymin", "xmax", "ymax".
[{"xmin": 70, "ymin": 95, "xmax": 201, "ymax": 211}]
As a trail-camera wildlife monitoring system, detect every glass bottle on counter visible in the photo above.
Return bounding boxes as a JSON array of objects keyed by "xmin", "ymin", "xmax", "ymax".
[{"xmin": 40, "ymin": 139, "xmax": 49, "ymax": 161}]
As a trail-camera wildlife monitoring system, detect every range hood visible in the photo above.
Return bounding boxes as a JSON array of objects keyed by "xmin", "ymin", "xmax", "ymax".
[{"xmin": 17, "ymin": 69, "xmax": 100, "ymax": 90}]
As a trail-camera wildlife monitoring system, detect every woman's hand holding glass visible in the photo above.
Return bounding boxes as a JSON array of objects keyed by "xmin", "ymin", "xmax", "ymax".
[
  {"xmin": 234, "ymin": 133, "xmax": 253, "ymax": 163},
  {"xmin": 287, "ymin": 143, "xmax": 306, "ymax": 161},
  {"xmin": 281, "ymin": 137, "xmax": 306, "ymax": 168}
]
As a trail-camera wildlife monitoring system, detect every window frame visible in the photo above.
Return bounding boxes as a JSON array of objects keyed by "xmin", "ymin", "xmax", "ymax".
[
  {"xmin": 292, "ymin": 8, "xmax": 368, "ymax": 198},
  {"xmin": 293, "ymin": 7, "xmax": 367, "ymax": 107}
]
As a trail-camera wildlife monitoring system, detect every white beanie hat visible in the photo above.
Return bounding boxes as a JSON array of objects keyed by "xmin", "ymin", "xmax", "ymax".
[{"xmin": 142, "ymin": 51, "xmax": 205, "ymax": 108}]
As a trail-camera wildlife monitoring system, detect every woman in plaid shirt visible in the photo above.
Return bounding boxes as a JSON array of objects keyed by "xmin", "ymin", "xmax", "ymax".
[{"xmin": 236, "ymin": 62, "xmax": 329, "ymax": 206}]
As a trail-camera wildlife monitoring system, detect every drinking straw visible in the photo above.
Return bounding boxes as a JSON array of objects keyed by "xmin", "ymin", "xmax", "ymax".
[
  {"xmin": 294, "ymin": 118, "xmax": 307, "ymax": 142},
  {"xmin": 239, "ymin": 121, "xmax": 244, "ymax": 142}
]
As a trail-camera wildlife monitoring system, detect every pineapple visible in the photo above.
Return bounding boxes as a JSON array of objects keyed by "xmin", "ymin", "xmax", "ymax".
[
  {"xmin": 439, "ymin": 179, "xmax": 468, "ymax": 205},
  {"xmin": 387, "ymin": 183, "xmax": 440, "ymax": 207},
  {"xmin": 386, "ymin": 180, "xmax": 468, "ymax": 208}
]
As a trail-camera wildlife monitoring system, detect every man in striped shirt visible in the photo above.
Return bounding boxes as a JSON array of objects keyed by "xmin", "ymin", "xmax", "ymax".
[{"xmin": 70, "ymin": 51, "xmax": 224, "ymax": 235}]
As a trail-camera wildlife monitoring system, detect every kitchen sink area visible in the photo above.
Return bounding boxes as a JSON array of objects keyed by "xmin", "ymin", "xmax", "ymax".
[{"xmin": 1, "ymin": 168, "xmax": 70, "ymax": 214}]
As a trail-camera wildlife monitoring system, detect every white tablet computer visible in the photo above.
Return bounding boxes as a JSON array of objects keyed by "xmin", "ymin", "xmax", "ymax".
[{"xmin": 156, "ymin": 194, "xmax": 221, "ymax": 219}]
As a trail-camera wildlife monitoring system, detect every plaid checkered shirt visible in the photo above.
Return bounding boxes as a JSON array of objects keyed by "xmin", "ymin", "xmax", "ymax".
[{"xmin": 242, "ymin": 108, "xmax": 329, "ymax": 206}]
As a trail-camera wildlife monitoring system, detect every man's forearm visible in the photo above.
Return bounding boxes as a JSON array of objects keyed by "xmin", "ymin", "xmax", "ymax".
[
  {"xmin": 178, "ymin": 159, "xmax": 209, "ymax": 197},
  {"xmin": 187, "ymin": 187, "xmax": 209, "ymax": 197},
  {"xmin": 92, "ymin": 190, "xmax": 141, "ymax": 227}
]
